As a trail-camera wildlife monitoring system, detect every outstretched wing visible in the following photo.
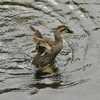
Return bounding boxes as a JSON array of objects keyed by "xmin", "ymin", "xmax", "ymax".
[
  {"xmin": 30, "ymin": 25, "xmax": 43, "ymax": 38},
  {"xmin": 32, "ymin": 35, "xmax": 52, "ymax": 50},
  {"xmin": 30, "ymin": 23, "xmax": 54, "ymax": 51}
]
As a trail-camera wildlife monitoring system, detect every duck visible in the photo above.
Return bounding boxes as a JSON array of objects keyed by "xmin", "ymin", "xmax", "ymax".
[{"xmin": 30, "ymin": 23, "xmax": 66, "ymax": 78}]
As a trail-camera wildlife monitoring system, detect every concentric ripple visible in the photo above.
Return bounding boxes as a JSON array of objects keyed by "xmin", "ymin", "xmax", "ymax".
[{"xmin": 0, "ymin": 0, "xmax": 100, "ymax": 99}]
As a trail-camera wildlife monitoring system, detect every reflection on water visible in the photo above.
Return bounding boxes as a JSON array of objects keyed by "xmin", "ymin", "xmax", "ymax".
[{"xmin": 0, "ymin": 0, "xmax": 99, "ymax": 97}]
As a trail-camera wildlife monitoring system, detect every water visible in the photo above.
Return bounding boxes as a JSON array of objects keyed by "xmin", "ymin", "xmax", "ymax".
[{"xmin": 0, "ymin": 0, "xmax": 100, "ymax": 100}]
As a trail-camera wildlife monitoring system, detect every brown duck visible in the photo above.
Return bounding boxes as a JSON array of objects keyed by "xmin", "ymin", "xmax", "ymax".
[{"xmin": 30, "ymin": 23, "xmax": 66, "ymax": 78}]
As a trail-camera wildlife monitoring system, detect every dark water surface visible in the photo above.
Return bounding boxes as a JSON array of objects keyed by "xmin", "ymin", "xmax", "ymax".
[{"xmin": 0, "ymin": 0, "xmax": 100, "ymax": 100}]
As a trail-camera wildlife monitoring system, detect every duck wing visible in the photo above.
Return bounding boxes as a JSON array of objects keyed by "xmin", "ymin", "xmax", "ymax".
[
  {"xmin": 32, "ymin": 35, "xmax": 52, "ymax": 50},
  {"xmin": 30, "ymin": 25, "xmax": 43, "ymax": 38},
  {"xmin": 30, "ymin": 22, "xmax": 56, "ymax": 50}
]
